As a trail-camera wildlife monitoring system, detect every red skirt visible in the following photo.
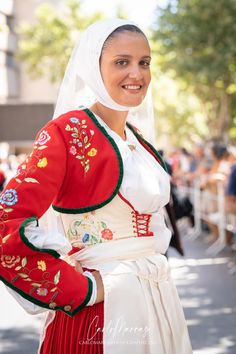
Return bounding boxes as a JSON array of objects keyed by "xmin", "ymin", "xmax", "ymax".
[{"xmin": 40, "ymin": 302, "xmax": 104, "ymax": 354}]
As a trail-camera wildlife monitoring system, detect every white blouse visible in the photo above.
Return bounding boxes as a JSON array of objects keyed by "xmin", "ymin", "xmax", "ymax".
[{"xmin": 95, "ymin": 115, "xmax": 170, "ymax": 214}]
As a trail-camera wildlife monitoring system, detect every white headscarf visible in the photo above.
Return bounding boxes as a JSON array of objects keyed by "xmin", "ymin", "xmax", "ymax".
[{"xmin": 53, "ymin": 18, "xmax": 155, "ymax": 142}]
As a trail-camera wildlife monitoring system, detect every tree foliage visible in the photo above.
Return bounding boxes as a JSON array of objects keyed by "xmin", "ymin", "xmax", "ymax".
[
  {"xmin": 152, "ymin": 0, "xmax": 236, "ymax": 142},
  {"xmin": 18, "ymin": 0, "xmax": 104, "ymax": 82}
]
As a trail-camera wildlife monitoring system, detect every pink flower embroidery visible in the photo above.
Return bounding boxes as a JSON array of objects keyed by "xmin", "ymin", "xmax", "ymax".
[
  {"xmin": 101, "ymin": 228, "xmax": 113, "ymax": 240},
  {"xmin": 1, "ymin": 255, "xmax": 21, "ymax": 268},
  {"xmin": 37, "ymin": 288, "xmax": 48, "ymax": 296},
  {"xmin": 70, "ymin": 146, "xmax": 77, "ymax": 155},
  {"xmin": 35, "ymin": 130, "xmax": 51, "ymax": 146}
]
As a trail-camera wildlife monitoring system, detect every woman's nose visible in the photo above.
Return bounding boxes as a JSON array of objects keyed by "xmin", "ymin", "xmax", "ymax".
[{"xmin": 128, "ymin": 65, "xmax": 142, "ymax": 80}]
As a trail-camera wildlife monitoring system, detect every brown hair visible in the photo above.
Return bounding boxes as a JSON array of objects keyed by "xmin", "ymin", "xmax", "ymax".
[{"xmin": 102, "ymin": 24, "xmax": 147, "ymax": 51}]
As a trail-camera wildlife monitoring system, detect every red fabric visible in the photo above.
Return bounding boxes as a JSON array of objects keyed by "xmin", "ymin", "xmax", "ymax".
[
  {"xmin": 40, "ymin": 302, "xmax": 104, "ymax": 354},
  {"xmin": 0, "ymin": 122, "xmax": 90, "ymax": 314},
  {"xmin": 53, "ymin": 110, "xmax": 121, "ymax": 210},
  {"xmin": 0, "ymin": 108, "xmax": 163, "ymax": 316}
]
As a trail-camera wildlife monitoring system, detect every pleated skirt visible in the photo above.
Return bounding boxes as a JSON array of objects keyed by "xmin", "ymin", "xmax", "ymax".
[{"xmin": 40, "ymin": 302, "xmax": 104, "ymax": 354}]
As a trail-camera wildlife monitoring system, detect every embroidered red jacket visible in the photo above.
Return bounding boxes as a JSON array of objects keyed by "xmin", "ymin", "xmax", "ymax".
[{"xmin": 0, "ymin": 108, "xmax": 165, "ymax": 316}]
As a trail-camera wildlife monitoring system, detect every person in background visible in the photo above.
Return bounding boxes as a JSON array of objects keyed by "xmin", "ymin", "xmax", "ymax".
[
  {"xmin": 225, "ymin": 163, "xmax": 236, "ymax": 214},
  {"xmin": 158, "ymin": 149, "xmax": 185, "ymax": 256}
]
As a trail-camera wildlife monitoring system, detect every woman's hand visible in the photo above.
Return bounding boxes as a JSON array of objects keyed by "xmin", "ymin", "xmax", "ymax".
[
  {"xmin": 92, "ymin": 270, "xmax": 104, "ymax": 303},
  {"xmin": 75, "ymin": 261, "xmax": 104, "ymax": 303}
]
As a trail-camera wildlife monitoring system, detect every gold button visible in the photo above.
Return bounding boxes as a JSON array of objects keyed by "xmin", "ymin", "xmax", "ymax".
[
  {"xmin": 49, "ymin": 302, "xmax": 57, "ymax": 309},
  {"xmin": 64, "ymin": 305, "xmax": 72, "ymax": 312}
]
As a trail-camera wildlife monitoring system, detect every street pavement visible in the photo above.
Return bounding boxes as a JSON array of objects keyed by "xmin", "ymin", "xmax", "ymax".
[{"xmin": 0, "ymin": 230, "xmax": 236, "ymax": 354}]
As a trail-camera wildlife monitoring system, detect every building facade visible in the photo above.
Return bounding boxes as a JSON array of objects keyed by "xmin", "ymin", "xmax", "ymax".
[{"xmin": 0, "ymin": 0, "xmax": 60, "ymax": 152}]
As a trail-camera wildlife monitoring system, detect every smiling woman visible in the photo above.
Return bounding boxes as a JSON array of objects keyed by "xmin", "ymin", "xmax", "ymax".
[
  {"xmin": 99, "ymin": 26, "xmax": 151, "ymax": 107},
  {"xmin": 0, "ymin": 18, "xmax": 192, "ymax": 354}
]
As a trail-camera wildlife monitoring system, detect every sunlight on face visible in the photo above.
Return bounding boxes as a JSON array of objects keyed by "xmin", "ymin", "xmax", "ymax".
[{"xmin": 100, "ymin": 31, "xmax": 151, "ymax": 107}]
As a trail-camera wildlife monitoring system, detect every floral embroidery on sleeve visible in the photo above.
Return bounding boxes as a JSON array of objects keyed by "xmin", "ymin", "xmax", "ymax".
[
  {"xmin": 0, "ymin": 130, "xmax": 51, "ymax": 246},
  {"xmin": 0, "ymin": 255, "xmax": 62, "ymax": 303},
  {"xmin": 0, "ymin": 189, "xmax": 18, "ymax": 206},
  {"xmin": 65, "ymin": 117, "xmax": 97, "ymax": 173},
  {"xmin": 35, "ymin": 130, "xmax": 51, "ymax": 146}
]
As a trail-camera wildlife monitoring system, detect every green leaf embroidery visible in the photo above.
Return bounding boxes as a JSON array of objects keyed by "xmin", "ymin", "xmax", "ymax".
[
  {"xmin": 84, "ymin": 164, "xmax": 90, "ymax": 173},
  {"xmin": 22, "ymin": 257, "xmax": 27, "ymax": 267},
  {"xmin": 4, "ymin": 208, "xmax": 13, "ymax": 213},
  {"xmin": 74, "ymin": 220, "xmax": 82, "ymax": 227},
  {"xmin": 15, "ymin": 266, "xmax": 22, "ymax": 271},
  {"xmin": 54, "ymin": 270, "xmax": 61, "ymax": 285},
  {"xmin": 31, "ymin": 283, "xmax": 42, "ymax": 287},
  {"xmin": 91, "ymin": 234, "xmax": 99, "ymax": 244},
  {"xmin": 50, "ymin": 287, "xmax": 57, "ymax": 292},
  {"xmin": 24, "ymin": 178, "xmax": 39, "ymax": 183},
  {"xmin": 2, "ymin": 234, "xmax": 11, "ymax": 243},
  {"xmin": 101, "ymin": 222, "xmax": 107, "ymax": 229},
  {"xmin": 18, "ymin": 273, "xmax": 29, "ymax": 278}
]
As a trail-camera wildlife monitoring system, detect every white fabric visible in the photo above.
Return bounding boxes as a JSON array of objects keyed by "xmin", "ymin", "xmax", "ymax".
[
  {"xmin": 53, "ymin": 18, "xmax": 156, "ymax": 143},
  {"xmin": 95, "ymin": 113, "xmax": 170, "ymax": 213},
  {"xmin": 53, "ymin": 19, "xmax": 136, "ymax": 117},
  {"xmin": 83, "ymin": 271, "xmax": 97, "ymax": 306},
  {"xmin": 69, "ymin": 236, "xmax": 192, "ymax": 354}
]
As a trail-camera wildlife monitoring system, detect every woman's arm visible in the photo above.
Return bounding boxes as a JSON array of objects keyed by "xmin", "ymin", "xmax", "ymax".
[{"xmin": 0, "ymin": 121, "xmax": 93, "ymax": 316}]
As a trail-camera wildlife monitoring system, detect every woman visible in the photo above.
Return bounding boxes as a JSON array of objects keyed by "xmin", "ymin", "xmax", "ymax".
[{"xmin": 0, "ymin": 19, "xmax": 192, "ymax": 353}]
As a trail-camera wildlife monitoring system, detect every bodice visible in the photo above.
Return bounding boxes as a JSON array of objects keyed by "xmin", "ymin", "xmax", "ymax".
[{"xmin": 59, "ymin": 192, "xmax": 171, "ymax": 256}]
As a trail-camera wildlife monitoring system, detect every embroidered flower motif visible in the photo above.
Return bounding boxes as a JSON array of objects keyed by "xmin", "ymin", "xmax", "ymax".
[
  {"xmin": 101, "ymin": 228, "xmax": 113, "ymax": 240},
  {"xmin": 0, "ymin": 189, "xmax": 18, "ymax": 206},
  {"xmin": 65, "ymin": 118, "xmax": 97, "ymax": 173},
  {"xmin": 69, "ymin": 146, "xmax": 77, "ymax": 155},
  {"xmin": 35, "ymin": 130, "xmax": 51, "ymax": 146},
  {"xmin": 70, "ymin": 117, "xmax": 79, "ymax": 124},
  {"xmin": 68, "ymin": 216, "xmax": 113, "ymax": 246},
  {"xmin": 82, "ymin": 233, "xmax": 90, "ymax": 243},
  {"xmin": 88, "ymin": 148, "xmax": 97, "ymax": 157},
  {"xmin": 1, "ymin": 255, "xmax": 21, "ymax": 268},
  {"xmin": 37, "ymin": 157, "xmax": 48, "ymax": 168},
  {"xmin": 37, "ymin": 260, "xmax": 47, "ymax": 271},
  {"xmin": 37, "ymin": 288, "xmax": 48, "ymax": 296}
]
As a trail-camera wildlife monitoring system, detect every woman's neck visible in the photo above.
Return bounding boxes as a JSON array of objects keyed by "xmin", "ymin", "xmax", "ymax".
[{"xmin": 90, "ymin": 102, "xmax": 128, "ymax": 140}]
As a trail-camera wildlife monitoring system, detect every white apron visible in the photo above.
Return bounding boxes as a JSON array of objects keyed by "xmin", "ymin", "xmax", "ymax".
[{"xmin": 70, "ymin": 235, "xmax": 192, "ymax": 354}]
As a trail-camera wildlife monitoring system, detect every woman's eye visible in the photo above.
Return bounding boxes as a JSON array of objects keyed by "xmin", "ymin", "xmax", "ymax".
[
  {"xmin": 140, "ymin": 60, "xmax": 150, "ymax": 67},
  {"xmin": 116, "ymin": 60, "xmax": 128, "ymax": 66}
]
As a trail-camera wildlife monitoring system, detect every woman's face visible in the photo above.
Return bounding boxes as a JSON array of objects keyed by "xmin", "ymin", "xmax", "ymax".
[{"xmin": 100, "ymin": 31, "xmax": 151, "ymax": 107}]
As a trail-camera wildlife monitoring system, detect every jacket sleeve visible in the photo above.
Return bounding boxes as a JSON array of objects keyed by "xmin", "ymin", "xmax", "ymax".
[{"xmin": 0, "ymin": 121, "xmax": 92, "ymax": 316}]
